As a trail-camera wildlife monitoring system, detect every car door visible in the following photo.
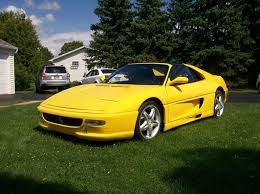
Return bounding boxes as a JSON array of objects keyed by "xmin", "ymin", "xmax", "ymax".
[
  {"xmin": 82, "ymin": 70, "xmax": 94, "ymax": 84},
  {"xmin": 166, "ymin": 65, "xmax": 209, "ymax": 122},
  {"xmin": 92, "ymin": 70, "xmax": 100, "ymax": 83}
]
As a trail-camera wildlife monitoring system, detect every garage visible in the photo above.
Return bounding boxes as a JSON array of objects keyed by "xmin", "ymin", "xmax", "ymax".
[{"xmin": 0, "ymin": 39, "xmax": 18, "ymax": 95}]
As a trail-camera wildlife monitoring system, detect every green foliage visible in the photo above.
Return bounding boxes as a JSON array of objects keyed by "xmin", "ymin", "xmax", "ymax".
[
  {"xmin": 239, "ymin": 0, "xmax": 260, "ymax": 86},
  {"xmin": 40, "ymin": 46, "xmax": 54, "ymax": 65},
  {"xmin": 0, "ymin": 11, "xmax": 51, "ymax": 90},
  {"xmin": 87, "ymin": 0, "xmax": 134, "ymax": 68},
  {"xmin": 132, "ymin": 0, "xmax": 172, "ymax": 62},
  {"xmin": 168, "ymin": 0, "xmax": 254, "ymax": 87},
  {"xmin": 70, "ymin": 81, "xmax": 81, "ymax": 87},
  {"xmin": 89, "ymin": 0, "xmax": 258, "ymax": 87},
  {"xmin": 59, "ymin": 41, "xmax": 84, "ymax": 55}
]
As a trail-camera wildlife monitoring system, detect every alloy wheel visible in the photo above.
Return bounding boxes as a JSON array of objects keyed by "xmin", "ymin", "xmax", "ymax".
[
  {"xmin": 215, "ymin": 93, "xmax": 224, "ymax": 117},
  {"xmin": 138, "ymin": 104, "xmax": 161, "ymax": 139}
]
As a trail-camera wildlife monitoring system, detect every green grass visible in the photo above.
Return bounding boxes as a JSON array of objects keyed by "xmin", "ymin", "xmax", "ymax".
[{"xmin": 0, "ymin": 104, "xmax": 260, "ymax": 194}]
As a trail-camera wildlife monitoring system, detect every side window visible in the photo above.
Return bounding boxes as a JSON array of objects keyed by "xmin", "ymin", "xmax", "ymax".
[
  {"xmin": 188, "ymin": 67, "xmax": 203, "ymax": 82},
  {"xmin": 169, "ymin": 65, "xmax": 187, "ymax": 80},
  {"xmin": 93, "ymin": 70, "xmax": 99, "ymax": 76},
  {"xmin": 169, "ymin": 65, "xmax": 202, "ymax": 83},
  {"xmin": 86, "ymin": 70, "xmax": 93, "ymax": 77}
]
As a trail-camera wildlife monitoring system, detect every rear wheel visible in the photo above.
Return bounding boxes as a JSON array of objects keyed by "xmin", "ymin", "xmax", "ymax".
[
  {"xmin": 258, "ymin": 85, "xmax": 260, "ymax": 94},
  {"xmin": 35, "ymin": 84, "xmax": 43, "ymax": 93},
  {"xmin": 214, "ymin": 90, "xmax": 225, "ymax": 117},
  {"xmin": 135, "ymin": 101, "xmax": 163, "ymax": 140}
]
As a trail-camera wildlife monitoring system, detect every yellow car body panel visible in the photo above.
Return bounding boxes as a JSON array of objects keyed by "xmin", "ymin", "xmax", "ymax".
[{"xmin": 37, "ymin": 63, "xmax": 228, "ymax": 141}]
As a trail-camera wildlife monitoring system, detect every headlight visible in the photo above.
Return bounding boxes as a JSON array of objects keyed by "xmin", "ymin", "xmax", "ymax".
[{"xmin": 85, "ymin": 119, "xmax": 106, "ymax": 126}]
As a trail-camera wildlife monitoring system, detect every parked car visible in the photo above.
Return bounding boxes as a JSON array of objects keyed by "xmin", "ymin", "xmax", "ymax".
[
  {"xmin": 81, "ymin": 68, "xmax": 116, "ymax": 84},
  {"xmin": 38, "ymin": 63, "xmax": 228, "ymax": 141},
  {"xmin": 35, "ymin": 65, "xmax": 70, "ymax": 93},
  {"xmin": 256, "ymin": 73, "xmax": 260, "ymax": 93}
]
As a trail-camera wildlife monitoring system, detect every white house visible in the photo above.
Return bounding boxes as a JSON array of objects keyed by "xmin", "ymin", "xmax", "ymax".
[
  {"xmin": 0, "ymin": 39, "xmax": 18, "ymax": 94},
  {"xmin": 49, "ymin": 46, "xmax": 92, "ymax": 82}
]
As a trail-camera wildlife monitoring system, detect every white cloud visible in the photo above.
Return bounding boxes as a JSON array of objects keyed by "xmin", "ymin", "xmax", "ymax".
[
  {"xmin": 4, "ymin": 5, "xmax": 42, "ymax": 27},
  {"xmin": 5, "ymin": 5, "xmax": 26, "ymax": 14},
  {"xmin": 40, "ymin": 31, "xmax": 93, "ymax": 55},
  {"xmin": 24, "ymin": 0, "xmax": 33, "ymax": 7},
  {"xmin": 45, "ymin": 13, "xmax": 55, "ymax": 21},
  {"xmin": 38, "ymin": 1, "xmax": 60, "ymax": 10},
  {"xmin": 30, "ymin": 15, "xmax": 43, "ymax": 26}
]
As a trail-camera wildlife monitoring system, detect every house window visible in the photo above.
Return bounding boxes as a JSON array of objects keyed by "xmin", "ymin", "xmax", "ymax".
[{"xmin": 71, "ymin": 61, "xmax": 79, "ymax": 70}]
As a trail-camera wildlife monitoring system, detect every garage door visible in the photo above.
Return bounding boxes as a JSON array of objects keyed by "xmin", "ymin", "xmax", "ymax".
[{"xmin": 0, "ymin": 52, "xmax": 9, "ymax": 94}]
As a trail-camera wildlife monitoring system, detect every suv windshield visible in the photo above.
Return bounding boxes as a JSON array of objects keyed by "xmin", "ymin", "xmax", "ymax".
[
  {"xmin": 45, "ymin": 66, "xmax": 66, "ymax": 73},
  {"xmin": 106, "ymin": 64, "xmax": 169, "ymax": 85}
]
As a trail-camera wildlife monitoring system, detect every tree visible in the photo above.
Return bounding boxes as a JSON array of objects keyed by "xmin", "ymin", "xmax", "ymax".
[
  {"xmin": 132, "ymin": 0, "xmax": 172, "ymax": 62},
  {"xmin": 168, "ymin": 0, "xmax": 253, "ymax": 87},
  {"xmin": 87, "ymin": 0, "xmax": 134, "ymax": 68},
  {"xmin": 59, "ymin": 41, "xmax": 84, "ymax": 55},
  {"xmin": 238, "ymin": 0, "xmax": 260, "ymax": 86},
  {"xmin": 40, "ymin": 46, "xmax": 54, "ymax": 65},
  {"xmin": 0, "ymin": 11, "xmax": 44, "ymax": 90}
]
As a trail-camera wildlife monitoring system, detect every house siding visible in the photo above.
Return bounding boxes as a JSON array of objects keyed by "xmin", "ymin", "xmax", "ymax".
[
  {"xmin": 52, "ymin": 50, "xmax": 89, "ymax": 82},
  {"xmin": 8, "ymin": 54, "xmax": 15, "ymax": 94},
  {"xmin": 0, "ymin": 49, "xmax": 15, "ymax": 94}
]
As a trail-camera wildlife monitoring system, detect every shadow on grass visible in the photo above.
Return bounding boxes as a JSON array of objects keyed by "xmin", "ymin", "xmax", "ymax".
[
  {"xmin": 0, "ymin": 172, "xmax": 86, "ymax": 194},
  {"xmin": 164, "ymin": 148, "xmax": 260, "ymax": 194},
  {"xmin": 33, "ymin": 126, "xmax": 133, "ymax": 147}
]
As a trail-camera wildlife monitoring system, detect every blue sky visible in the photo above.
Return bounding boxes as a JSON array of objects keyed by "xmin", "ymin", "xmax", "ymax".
[{"xmin": 0, "ymin": 0, "xmax": 99, "ymax": 55}]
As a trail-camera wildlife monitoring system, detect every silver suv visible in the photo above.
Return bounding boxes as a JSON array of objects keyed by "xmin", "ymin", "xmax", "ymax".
[
  {"xmin": 35, "ymin": 65, "xmax": 70, "ymax": 93},
  {"xmin": 256, "ymin": 73, "xmax": 260, "ymax": 94}
]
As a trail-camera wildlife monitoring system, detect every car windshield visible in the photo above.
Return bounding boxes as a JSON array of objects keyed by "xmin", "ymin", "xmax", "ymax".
[
  {"xmin": 101, "ymin": 69, "xmax": 116, "ymax": 74},
  {"xmin": 106, "ymin": 64, "xmax": 169, "ymax": 85},
  {"xmin": 45, "ymin": 66, "xmax": 66, "ymax": 73}
]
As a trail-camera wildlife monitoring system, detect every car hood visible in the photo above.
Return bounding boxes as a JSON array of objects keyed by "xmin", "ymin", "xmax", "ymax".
[{"xmin": 40, "ymin": 84, "xmax": 164, "ymax": 113}]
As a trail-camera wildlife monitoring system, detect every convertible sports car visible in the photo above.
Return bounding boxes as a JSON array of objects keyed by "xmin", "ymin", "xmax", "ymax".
[{"xmin": 38, "ymin": 63, "xmax": 228, "ymax": 141}]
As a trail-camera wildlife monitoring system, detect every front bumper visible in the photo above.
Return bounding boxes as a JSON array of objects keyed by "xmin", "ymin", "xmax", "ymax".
[{"xmin": 38, "ymin": 104, "xmax": 137, "ymax": 141}]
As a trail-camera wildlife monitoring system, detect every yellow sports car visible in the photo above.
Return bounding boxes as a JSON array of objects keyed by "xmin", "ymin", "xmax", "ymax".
[{"xmin": 38, "ymin": 63, "xmax": 228, "ymax": 141}]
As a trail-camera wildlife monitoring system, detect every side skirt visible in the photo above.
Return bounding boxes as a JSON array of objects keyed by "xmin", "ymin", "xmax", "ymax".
[{"xmin": 163, "ymin": 109, "xmax": 214, "ymax": 132}]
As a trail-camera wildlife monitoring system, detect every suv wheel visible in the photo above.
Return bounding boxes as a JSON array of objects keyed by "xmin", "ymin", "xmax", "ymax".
[{"xmin": 35, "ymin": 84, "xmax": 43, "ymax": 93}]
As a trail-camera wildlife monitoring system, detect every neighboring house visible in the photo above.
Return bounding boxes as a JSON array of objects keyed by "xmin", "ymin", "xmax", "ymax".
[
  {"xmin": 0, "ymin": 39, "xmax": 18, "ymax": 95},
  {"xmin": 49, "ymin": 46, "xmax": 93, "ymax": 82}
]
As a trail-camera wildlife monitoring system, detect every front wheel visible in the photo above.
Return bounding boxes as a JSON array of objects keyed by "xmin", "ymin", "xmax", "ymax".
[
  {"xmin": 135, "ymin": 101, "xmax": 163, "ymax": 140},
  {"xmin": 214, "ymin": 90, "xmax": 225, "ymax": 117}
]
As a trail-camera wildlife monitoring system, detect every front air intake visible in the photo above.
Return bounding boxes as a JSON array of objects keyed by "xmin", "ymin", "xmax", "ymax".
[{"xmin": 42, "ymin": 113, "xmax": 82, "ymax": 127}]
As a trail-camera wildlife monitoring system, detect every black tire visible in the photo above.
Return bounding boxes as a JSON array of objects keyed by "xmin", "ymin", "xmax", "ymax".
[
  {"xmin": 135, "ymin": 101, "xmax": 163, "ymax": 140},
  {"xmin": 35, "ymin": 85, "xmax": 43, "ymax": 94},
  {"xmin": 258, "ymin": 85, "xmax": 260, "ymax": 94},
  {"xmin": 214, "ymin": 90, "xmax": 225, "ymax": 117}
]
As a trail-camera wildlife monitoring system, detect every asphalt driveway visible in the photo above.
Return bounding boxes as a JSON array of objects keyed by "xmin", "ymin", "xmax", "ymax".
[
  {"xmin": 0, "ymin": 92, "xmax": 53, "ymax": 106},
  {"xmin": 0, "ymin": 91, "xmax": 259, "ymax": 106},
  {"xmin": 228, "ymin": 91, "xmax": 260, "ymax": 103}
]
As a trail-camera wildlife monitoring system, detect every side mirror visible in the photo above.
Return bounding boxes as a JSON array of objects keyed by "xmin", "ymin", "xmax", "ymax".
[
  {"xmin": 99, "ymin": 74, "xmax": 106, "ymax": 81},
  {"xmin": 168, "ymin": 76, "xmax": 189, "ymax": 86}
]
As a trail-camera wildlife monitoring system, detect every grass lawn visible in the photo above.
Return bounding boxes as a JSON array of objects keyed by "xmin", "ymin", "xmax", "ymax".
[{"xmin": 0, "ymin": 103, "xmax": 259, "ymax": 194}]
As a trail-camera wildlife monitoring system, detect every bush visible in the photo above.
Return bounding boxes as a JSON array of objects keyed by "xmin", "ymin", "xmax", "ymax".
[{"xmin": 70, "ymin": 81, "xmax": 81, "ymax": 87}]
